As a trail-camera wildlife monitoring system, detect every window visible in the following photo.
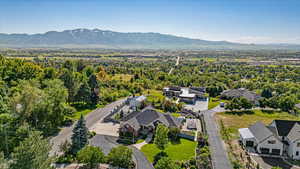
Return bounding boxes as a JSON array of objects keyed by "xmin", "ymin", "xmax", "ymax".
[
  {"xmin": 296, "ymin": 151, "xmax": 299, "ymax": 156},
  {"xmin": 268, "ymin": 140, "xmax": 276, "ymax": 144},
  {"xmin": 297, "ymin": 142, "xmax": 300, "ymax": 147}
]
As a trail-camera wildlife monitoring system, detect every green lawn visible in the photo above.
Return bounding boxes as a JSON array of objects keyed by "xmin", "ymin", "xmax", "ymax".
[
  {"xmin": 171, "ymin": 113, "xmax": 181, "ymax": 118},
  {"xmin": 217, "ymin": 109, "xmax": 300, "ymax": 138},
  {"xmin": 208, "ymin": 97, "xmax": 227, "ymax": 110},
  {"xmin": 141, "ymin": 138, "xmax": 197, "ymax": 162}
]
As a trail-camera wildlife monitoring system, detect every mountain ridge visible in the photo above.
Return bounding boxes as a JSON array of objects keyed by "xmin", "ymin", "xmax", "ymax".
[{"xmin": 0, "ymin": 28, "xmax": 299, "ymax": 50}]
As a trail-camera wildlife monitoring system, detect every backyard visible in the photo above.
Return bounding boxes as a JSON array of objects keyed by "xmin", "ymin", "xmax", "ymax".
[
  {"xmin": 140, "ymin": 138, "xmax": 197, "ymax": 163},
  {"xmin": 216, "ymin": 109, "xmax": 300, "ymax": 138}
]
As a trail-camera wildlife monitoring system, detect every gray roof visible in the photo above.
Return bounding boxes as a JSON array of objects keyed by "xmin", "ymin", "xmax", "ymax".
[
  {"xmin": 122, "ymin": 106, "xmax": 180, "ymax": 131},
  {"xmin": 221, "ymin": 88, "xmax": 260, "ymax": 102},
  {"xmin": 287, "ymin": 123, "xmax": 300, "ymax": 142},
  {"xmin": 295, "ymin": 103, "xmax": 300, "ymax": 109},
  {"xmin": 249, "ymin": 121, "xmax": 274, "ymax": 143}
]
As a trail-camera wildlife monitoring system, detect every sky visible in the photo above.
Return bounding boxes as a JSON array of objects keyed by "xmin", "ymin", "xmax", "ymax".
[{"xmin": 1, "ymin": 0, "xmax": 300, "ymax": 44}]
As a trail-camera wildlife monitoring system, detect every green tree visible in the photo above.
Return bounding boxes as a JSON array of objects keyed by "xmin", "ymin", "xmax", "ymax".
[
  {"xmin": 0, "ymin": 152, "xmax": 8, "ymax": 169},
  {"xmin": 107, "ymin": 146, "xmax": 133, "ymax": 168},
  {"xmin": 154, "ymin": 124, "xmax": 169, "ymax": 151},
  {"xmin": 279, "ymin": 95, "xmax": 297, "ymax": 112},
  {"xmin": 154, "ymin": 157, "xmax": 180, "ymax": 169},
  {"xmin": 9, "ymin": 131, "xmax": 53, "ymax": 169},
  {"xmin": 75, "ymin": 81, "xmax": 92, "ymax": 104},
  {"xmin": 71, "ymin": 115, "xmax": 88, "ymax": 154},
  {"xmin": 77, "ymin": 146, "xmax": 105, "ymax": 169}
]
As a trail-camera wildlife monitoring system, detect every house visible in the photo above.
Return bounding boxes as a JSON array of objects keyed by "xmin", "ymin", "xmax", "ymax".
[
  {"xmin": 186, "ymin": 118, "xmax": 197, "ymax": 130},
  {"xmin": 269, "ymin": 120, "xmax": 300, "ymax": 159},
  {"xmin": 163, "ymin": 86, "xmax": 182, "ymax": 97},
  {"xmin": 120, "ymin": 106, "xmax": 181, "ymax": 137},
  {"xmin": 129, "ymin": 95, "xmax": 146, "ymax": 111},
  {"xmin": 239, "ymin": 120, "xmax": 300, "ymax": 159},
  {"xmin": 221, "ymin": 88, "xmax": 261, "ymax": 105}
]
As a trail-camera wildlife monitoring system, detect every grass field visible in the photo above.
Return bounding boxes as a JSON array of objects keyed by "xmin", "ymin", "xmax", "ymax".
[
  {"xmin": 141, "ymin": 138, "xmax": 197, "ymax": 162},
  {"xmin": 217, "ymin": 109, "xmax": 300, "ymax": 138},
  {"xmin": 208, "ymin": 97, "xmax": 227, "ymax": 110},
  {"xmin": 110, "ymin": 74, "xmax": 133, "ymax": 82}
]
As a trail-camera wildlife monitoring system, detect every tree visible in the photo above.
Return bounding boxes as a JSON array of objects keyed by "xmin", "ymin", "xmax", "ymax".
[
  {"xmin": 271, "ymin": 167, "xmax": 282, "ymax": 169},
  {"xmin": 261, "ymin": 87, "xmax": 273, "ymax": 98},
  {"xmin": 239, "ymin": 97, "xmax": 253, "ymax": 109},
  {"xmin": 168, "ymin": 127, "xmax": 180, "ymax": 142},
  {"xmin": 9, "ymin": 131, "xmax": 53, "ymax": 169},
  {"xmin": 75, "ymin": 82, "xmax": 92, "ymax": 104},
  {"xmin": 0, "ymin": 152, "xmax": 8, "ymax": 169},
  {"xmin": 107, "ymin": 146, "xmax": 133, "ymax": 168},
  {"xmin": 77, "ymin": 146, "xmax": 105, "ymax": 169},
  {"xmin": 279, "ymin": 95, "xmax": 297, "ymax": 112},
  {"xmin": 154, "ymin": 124, "xmax": 169, "ymax": 151},
  {"xmin": 154, "ymin": 157, "xmax": 180, "ymax": 169},
  {"xmin": 71, "ymin": 115, "xmax": 88, "ymax": 154}
]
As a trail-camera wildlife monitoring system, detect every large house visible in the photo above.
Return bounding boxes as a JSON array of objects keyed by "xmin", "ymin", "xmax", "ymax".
[
  {"xmin": 221, "ymin": 88, "xmax": 261, "ymax": 105},
  {"xmin": 239, "ymin": 120, "xmax": 300, "ymax": 159},
  {"xmin": 120, "ymin": 106, "xmax": 181, "ymax": 137},
  {"xmin": 163, "ymin": 86, "xmax": 207, "ymax": 104}
]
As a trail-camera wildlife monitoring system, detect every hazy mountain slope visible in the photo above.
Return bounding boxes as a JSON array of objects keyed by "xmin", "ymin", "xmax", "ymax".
[{"xmin": 0, "ymin": 28, "xmax": 299, "ymax": 49}]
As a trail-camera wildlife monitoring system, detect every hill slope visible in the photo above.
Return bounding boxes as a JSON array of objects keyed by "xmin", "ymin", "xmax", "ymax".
[{"xmin": 0, "ymin": 29, "xmax": 299, "ymax": 50}]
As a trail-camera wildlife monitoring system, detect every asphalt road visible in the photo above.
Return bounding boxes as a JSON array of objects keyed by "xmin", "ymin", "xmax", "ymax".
[
  {"xmin": 49, "ymin": 98, "xmax": 126, "ymax": 156},
  {"xmin": 90, "ymin": 135, "xmax": 154, "ymax": 169},
  {"xmin": 202, "ymin": 106, "xmax": 233, "ymax": 169}
]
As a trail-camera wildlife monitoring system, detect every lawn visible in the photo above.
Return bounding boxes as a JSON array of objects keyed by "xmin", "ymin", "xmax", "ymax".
[
  {"xmin": 141, "ymin": 138, "xmax": 197, "ymax": 162},
  {"xmin": 208, "ymin": 97, "xmax": 227, "ymax": 110},
  {"xmin": 109, "ymin": 74, "xmax": 133, "ymax": 82},
  {"xmin": 217, "ymin": 109, "xmax": 300, "ymax": 138}
]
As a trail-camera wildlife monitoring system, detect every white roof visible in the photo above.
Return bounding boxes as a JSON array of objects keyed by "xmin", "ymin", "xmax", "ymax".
[
  {"xmin": 136, "ymin": 95, "xmax": 146, "ymax": 102},
  {"xmin": 238, "ymin": 128, "xmax": 255, "ymax": 139},
  {"xmin": 180, "ymin": 88, "xmax": 195, "ymax": 98}
]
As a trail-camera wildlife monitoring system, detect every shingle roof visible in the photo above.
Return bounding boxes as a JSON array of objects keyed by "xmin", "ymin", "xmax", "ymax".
[
  {"xmin": 249, "ymin": 121, "xmax": 274, "ymax": 143},
  {"xmin": 287, "ymin": 123, "xmax": 300, "ymax": 142},
  {"xmin": 221, "ymin": 88, "xmax": 260, "ymax": 102},
  {"xmin": 273, "ymin": 120, "xmax": 300, "ymax": 137},
  {"xmin": 295, "ymin": 103, "xmax": 300, "ymax": 109},
  {"xmin": 122, "ymin": 106, "xmax": 180, "ymax": 131}
]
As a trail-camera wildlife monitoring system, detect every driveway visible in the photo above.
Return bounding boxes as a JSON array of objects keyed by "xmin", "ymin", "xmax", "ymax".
[
  {"xmin": 202, "ymin": 106, "xmax": 232, "ymax": 169},
  {"xmin": 90, "ymin": 135, "xmax": 154, "ymax": 169},
  {"xmin": 50, "ymin": 98, "xmax": 126, "ymax": 156},
  {"xmin": 184, "ymin": 99, "xmax": 208, "ymax": 112},
  {"xmin": 251, "ymin": 155, "xmax": 297, "ymax": 169},
  {"xmin": 90, "ymin": 122, "xmax": 120, "ymax": 137}
]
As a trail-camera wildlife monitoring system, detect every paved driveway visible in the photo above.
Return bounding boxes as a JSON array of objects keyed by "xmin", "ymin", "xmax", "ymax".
[
  {"xmin": 251, "ymin": 155, "xmax": 297, "ymax": 169},
  {"xmin": 90, "ymin": 122, "xmax": 120, "ymax": 137},
  {"xmin": 50, "ymin": 98, "xmax": 126, "ymax": 156},
  {"xmin": 184, "ymin": 99, "xmax": 208, "ymax": 112}
]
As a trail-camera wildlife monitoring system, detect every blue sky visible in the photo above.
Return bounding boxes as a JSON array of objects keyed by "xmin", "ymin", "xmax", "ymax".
[{"xmin": 1, "ymin": 0, "xmax": 300, "ymax": 44}]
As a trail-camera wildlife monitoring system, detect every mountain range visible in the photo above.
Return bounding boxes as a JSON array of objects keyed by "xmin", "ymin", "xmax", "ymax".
[{"xmin": 0, "ymin": 28, "xmax": 299, "ymax": 50}]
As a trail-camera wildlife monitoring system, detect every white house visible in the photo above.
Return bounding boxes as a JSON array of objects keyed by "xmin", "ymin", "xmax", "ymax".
[
  {"xmin": 240, "ymin": 120, "xmax": 300, "ymax": 159},
  {"xmin": 129, "ymin": 95, "xmax": 146, "ymax": 111}
]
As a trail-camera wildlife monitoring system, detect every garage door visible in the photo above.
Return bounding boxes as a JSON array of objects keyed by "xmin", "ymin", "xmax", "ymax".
[
  {"xmin": 260, "ymin": 148, "xmax": 270, "ymax": 154},
  {"xmin": 246, "ymin": 141, "xmax": 254, "ymax": 147},
  {"xmin": 271, "ymin": 149, "xmax": 281, "ymax": 155}
]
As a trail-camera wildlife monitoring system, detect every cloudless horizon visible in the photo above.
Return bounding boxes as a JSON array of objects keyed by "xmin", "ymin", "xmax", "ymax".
[{"xmin": 1, "ymin": 0, "xmax": 300, "ymax": 44}]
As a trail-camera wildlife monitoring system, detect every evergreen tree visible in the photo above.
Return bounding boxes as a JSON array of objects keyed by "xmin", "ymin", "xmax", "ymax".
[
  {"xmin": 9, "ymin": 131, "xmax": 53, "ymax": 169},
  {"xmin": 71, "ymin": 115, "xmax": 88, "ymax": 154}
]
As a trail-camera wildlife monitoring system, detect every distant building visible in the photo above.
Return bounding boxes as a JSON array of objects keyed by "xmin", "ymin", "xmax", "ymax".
[
  {"xmin": 221, "ymin": 88, "xmax": 261, "ymax": 105},
  {"xmin": 239, "ymin": 120, "xmax": 300, "ymax": 159},
  {"xmin": 163, "ymin": 86, "xmax": 182, "ymax": 97},
  {"xmin": 163, "ymin": 86, "xmax": 207, "ymax": 104}
]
